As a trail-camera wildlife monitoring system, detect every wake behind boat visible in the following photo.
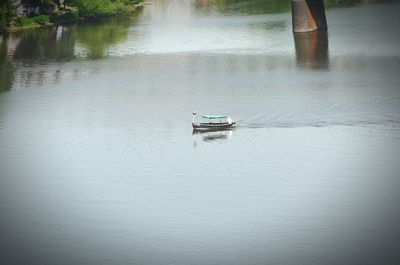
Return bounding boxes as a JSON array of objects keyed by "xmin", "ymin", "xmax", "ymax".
[{"xmin": 192, "ymin": 111, "xmax": 236, "ymax": 131}]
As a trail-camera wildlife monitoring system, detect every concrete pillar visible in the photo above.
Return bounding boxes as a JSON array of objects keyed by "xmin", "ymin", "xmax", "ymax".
[
  {"xmin": 291, "ymin": 0, "xmax": 327, "ymax": 32},
  {"xmin": 294, "ymin": 30, "xmax": 329, "ymax": 69}
]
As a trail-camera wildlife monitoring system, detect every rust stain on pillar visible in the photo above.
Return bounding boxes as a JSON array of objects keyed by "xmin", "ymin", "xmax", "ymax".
[{"xmin": 292, "ymin": 0, "xmax": 327, "ymax": 32}]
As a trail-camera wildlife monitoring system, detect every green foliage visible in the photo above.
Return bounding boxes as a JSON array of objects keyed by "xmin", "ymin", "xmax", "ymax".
[
  {"xmin": 15, "ymin": 17, "xmax": 36, "ymax": 27},
  {"xmin": 0, "ymin": 0, "xmax": 14, "ymax": 32},
  {"xmin": 2, "ymin": 0, "xmax": 140, "ymax": 31},
  {"xmin": 73, "ymin": 0, "xmax": 137, "ymax": 17},
  {"xmin": 113, "ymin": 1, "xmax": 133, "ymax": 14},
  {"xmin": 74, "ymin": 0, "xmax": 116, "ymax": 17},
  {"xmin": 15, "ymin": 15, "xmax": 50, "ymax": 27},
  {"xmin": 34, "ymin": 15, "xmax": 50, "ymax": 25}
]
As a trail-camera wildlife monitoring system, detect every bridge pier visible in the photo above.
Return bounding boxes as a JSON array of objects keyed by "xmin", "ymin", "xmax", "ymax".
[
  {"xmin": 294, "ymin": 30, "xmax": 329, "ymax": 69},
  {"xmin": 291, "ymin": 0, "xmax": 327, "ymax": 32}
]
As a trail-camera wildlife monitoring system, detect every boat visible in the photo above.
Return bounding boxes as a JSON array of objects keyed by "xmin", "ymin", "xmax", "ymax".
[{"xmin": 192, "ymin": 111, "xmax": 236, "ymax": 131}]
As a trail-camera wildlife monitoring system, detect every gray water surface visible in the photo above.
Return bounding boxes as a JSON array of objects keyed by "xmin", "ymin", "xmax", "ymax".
[{"xmin": 1, "ymin": 1, "xmax": 400, "ymax": 265}]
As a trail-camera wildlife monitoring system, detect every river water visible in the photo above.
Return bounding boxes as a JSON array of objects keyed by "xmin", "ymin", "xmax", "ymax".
[{"xmin": 1, "ymin": 1, "xmax": 400, "ymax": 265}]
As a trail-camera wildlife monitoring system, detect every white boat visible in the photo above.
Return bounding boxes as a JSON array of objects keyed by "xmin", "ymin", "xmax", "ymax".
[{"xmin": 192, "ymin": 112, "xmax": 236, "ymax": 131}]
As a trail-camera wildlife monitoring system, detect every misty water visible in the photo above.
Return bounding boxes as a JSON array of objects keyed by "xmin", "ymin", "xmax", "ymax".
[{"xmin": 1, "ymin": 1, "xmax": 400, "ymax": 265}]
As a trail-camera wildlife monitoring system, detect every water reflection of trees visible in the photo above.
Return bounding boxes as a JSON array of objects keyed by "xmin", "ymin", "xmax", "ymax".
[
  {"xmin": 10, "ymin": 16, "xmax": 137, "ymax": 63},
  {"xmin": 73, "ymin": 17, "xmax": 133, "ymax": 59},
  {"xmin": 2, "ymin": 16, "xmax": 138, "ymax": 88},
  {"xmin": 0, "ymin": 38, "xmax": 15, "ymax": 92},
  {"xmin": 12, "ymin": 27, "xmax": 75, "ymax": 63}
]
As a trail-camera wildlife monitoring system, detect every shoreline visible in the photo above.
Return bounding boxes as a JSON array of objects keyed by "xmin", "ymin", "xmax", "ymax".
[{"xmin": 2, "ymin": 2, "xmax": 146, "ymax": 34}]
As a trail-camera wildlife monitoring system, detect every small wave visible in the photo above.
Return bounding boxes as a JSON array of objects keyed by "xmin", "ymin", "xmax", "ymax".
[{"xmin": 237, "ymin": 115, "xmax": 400, "ymax": 129}]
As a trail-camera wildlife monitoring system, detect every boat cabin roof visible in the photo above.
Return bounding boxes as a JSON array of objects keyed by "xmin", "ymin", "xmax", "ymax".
[{"xmin": 201, "ymin": 115, "xmax": 227, "ymax": 119}]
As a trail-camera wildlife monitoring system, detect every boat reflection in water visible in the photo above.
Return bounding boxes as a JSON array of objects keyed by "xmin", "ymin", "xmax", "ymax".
[{"xmin": 192, "ymin": 129, "xmax": 234, "ymax": 148}]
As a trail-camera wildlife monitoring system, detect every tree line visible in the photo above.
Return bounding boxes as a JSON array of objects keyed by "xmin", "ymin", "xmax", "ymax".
[{"xmin": 0, "ymin": 0, "xmax": 142, "ymax": 32}]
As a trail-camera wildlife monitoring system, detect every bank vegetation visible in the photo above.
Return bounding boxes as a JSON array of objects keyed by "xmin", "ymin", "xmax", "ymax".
[{"xmin": 0, "ymin": 0, "xmax": 143, "ymax": 33}]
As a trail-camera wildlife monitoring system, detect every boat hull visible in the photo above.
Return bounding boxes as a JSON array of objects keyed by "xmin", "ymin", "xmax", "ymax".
[{"xmin": 192, "ymin": 122, "xmax": 236, "ymax": 131}]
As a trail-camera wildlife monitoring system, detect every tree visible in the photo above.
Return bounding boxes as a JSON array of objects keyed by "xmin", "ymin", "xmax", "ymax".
[
  {"xmin": 0, "ymin": 0, "xmax": 14, "ymax": 32},
  {"xmin": 21, "ymin": 0, "xmax": 56, "ymax": 14}
]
